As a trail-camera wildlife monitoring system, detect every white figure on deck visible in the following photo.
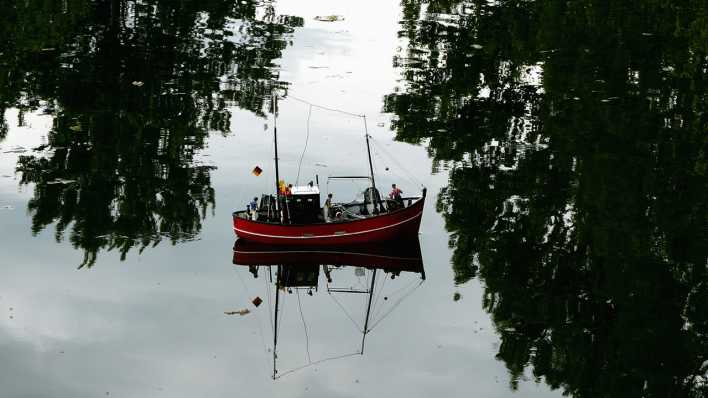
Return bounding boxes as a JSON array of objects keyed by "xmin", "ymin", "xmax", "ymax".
[
  {"xmin": 323, "ymin": 193, "xmax": 333, "ymax": 222},
  {"xmin": 249, "ymin": 197, "xmax": 259, "ymax": 220}
]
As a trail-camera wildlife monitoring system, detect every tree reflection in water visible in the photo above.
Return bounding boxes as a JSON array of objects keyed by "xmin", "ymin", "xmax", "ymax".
[
  {"xmin": 386, "ymin": 0, "xmax": 707, "ymax": 396},
  {"xmin": 1, "ymin": 0, "xmax": 302, "ymax": 267}
]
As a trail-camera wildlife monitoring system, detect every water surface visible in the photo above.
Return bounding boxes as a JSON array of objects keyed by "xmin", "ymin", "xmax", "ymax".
[{"xmin": 0, "ymin": 0, "xmax": 706, "ymax": 397}]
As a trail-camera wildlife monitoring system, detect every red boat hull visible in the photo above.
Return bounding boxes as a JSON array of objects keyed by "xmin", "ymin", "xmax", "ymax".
[
  {"xmin": 233, "ymin": 196, "xmax": 425, "ymax": 245},
  {"xmin": 232, "ymin": 238, "xmax": 424, "ymax": 273}
]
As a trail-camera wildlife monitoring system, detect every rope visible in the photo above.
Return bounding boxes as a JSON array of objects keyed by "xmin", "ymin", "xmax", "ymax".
[
  {"xmin": 278, "ymin": 286, "xmax": 286, "ymax": 331},
  {"xmin": 265, "ymin": 272, "xmax": 274, "ymax": 335},
  {"xmin": 368, "ymin": 271, "xmax": 388, "ymax": 327},
  {"xmin": 234, "ymin": 269, "xmax": 272, "ymax": 377},
  {"xmin": 287, "ymin": 94, "xmax": 364, "ymax": 118},
  {"xmin": 369, "ymin": 136, "xmax": 424, "ymax": 187},
  {"xmin": 371, "ymin": 274, "xmax": 423, "ymax": 323},
  {"xmin": 327, "ymin": 290, "xmax": 363, "ymax": 332},
  {"xmin": 368, "ymin": 279, "xmax": 424, "ymax": 332},
  {"xmin": 296, "ymin": 289, "xmax": 312, "ymax": 363},
  {"xmin": 274, "ymin": 352, "xmax": 362, "ymax": 379},
  {"xmin": 295, "ymin": 105, "xmax": 312, "ymax": 185}
]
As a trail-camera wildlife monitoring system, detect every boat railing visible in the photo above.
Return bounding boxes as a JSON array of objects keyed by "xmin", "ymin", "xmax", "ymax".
[{"xmin": 235, "ymin": 194, "xmax": 422, "ymax": 224}]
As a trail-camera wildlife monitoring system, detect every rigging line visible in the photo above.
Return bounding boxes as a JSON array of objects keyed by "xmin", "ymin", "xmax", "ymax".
[
  {"xmin": 277, "ymin": 286, "xmax": 286, "ymax": 329},
  {"xmin": 370, "ymin": 269, "xmax": 390, "ymax": 318},
  {"xmin": 296, "ymin": 289, "xmax": 312, "ymax": 364},
  {"xmin": 372, "ymin": 147, "xmax": 418, "ymax": 188},
  {"xmin": 274, "ymin": 352, "xmax": 362, "ymax": 380},
  {"xmin": 369, "ymin": 137, "xmax": 424, "ymax": 186},
  {"xmin": 295, "ymin": 104, "xmax": 313, "ymax": 185},
  {"xmin": 370, "ymin": 276, "xmax": 416, "ymax": 323},
  {"xmin": 327, "ymin": 290, "xmax": 363, "ymax": 332},
  {"xmin": 265, "ymin": 272, "xmax": 274, "ymax": 335},
  {"xmin": 368, "ymin": 280, "xmax": 425, "ymax": 332},
  {"xmin": 235, "ymin": 269, "xmax": 272, "ymax": 376},
  {"xmin": 287, "ymin": 94, "xmax": 364, "ymax": 118}
]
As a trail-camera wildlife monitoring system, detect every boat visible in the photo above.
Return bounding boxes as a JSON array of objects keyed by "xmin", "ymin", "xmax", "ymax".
[
  {"xmin": 232, "ymin": 96, "xmax": 426, "ymax": 245},
  {"xmin": 231, "ymin": 237, "xmax": 426, "ymax": 379},
  {"xmin": 233, "ymin": 238, "xmax": 425, "ymax": 273}
]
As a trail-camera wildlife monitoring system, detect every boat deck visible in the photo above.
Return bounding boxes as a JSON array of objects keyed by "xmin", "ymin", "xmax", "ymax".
[{"xmin": 235, "ymin": 197, "xmax": 421, "ymax": 224}]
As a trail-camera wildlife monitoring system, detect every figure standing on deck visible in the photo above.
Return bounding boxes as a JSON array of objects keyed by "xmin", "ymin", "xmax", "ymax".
[
  {"xmin": 324, "ymin": 193, "xmax": 333, "ymax": 222},
  {"xmin": 390, "ymin": 184, "xmax": 403, "ymax": 207},
  {"xmin": 249, "ymin": 197, "xmax": 259, "ymax": 220}
]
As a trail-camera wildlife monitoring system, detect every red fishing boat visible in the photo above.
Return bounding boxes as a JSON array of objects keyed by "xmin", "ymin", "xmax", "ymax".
[
  {"xmin": 233, "ymin": 96, "xmax": 425, "ymax": 245},
  {"xmin": 232, "ymin": 237, "xmax": 425, "ymax": 273},
  {"xmin": 231, "ymin": 237, "xmax": 426, "ymax": 379}
]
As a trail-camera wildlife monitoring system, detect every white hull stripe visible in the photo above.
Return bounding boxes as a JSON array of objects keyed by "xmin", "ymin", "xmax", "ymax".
[
  {"xmin": 234, "ymin": 212, "xmax": 423, "ymax": 240},
  {"xmin": 234, "ymin": 249, "xmax": 420, "ymax": 261}
]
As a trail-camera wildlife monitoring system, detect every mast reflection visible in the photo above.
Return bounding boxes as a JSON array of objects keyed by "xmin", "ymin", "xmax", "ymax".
[{"xmin": 232, "ymin": 238, "xmax": 426, "ymax": 379}]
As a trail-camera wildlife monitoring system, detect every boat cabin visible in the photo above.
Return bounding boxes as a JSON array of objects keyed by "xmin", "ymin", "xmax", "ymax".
[{"xmin": 286, "ymin": 185, "xmax": 321, "ymax": 223}]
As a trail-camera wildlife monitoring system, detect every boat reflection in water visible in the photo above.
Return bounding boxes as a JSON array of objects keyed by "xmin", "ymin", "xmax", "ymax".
[{"xmin": 232, "ymin": 238, "xmax": 426, "ymax": 379}]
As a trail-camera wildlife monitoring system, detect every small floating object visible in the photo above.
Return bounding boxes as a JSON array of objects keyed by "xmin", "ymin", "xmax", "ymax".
[
  {"xmin": 131, "ymin": 81, "xmax": 144, "ymax": 87},
  {"xmin": 471, "ymin": 44, "xmax": 483, "ymax": 50},
  {"xmin": 225, "ymin": 309, "xmax": 250, "ymax": 316},
  {"xmin": 314, "ymin": 15, "xmax": 344, "ymax": 22},
  {"xmin": 252, "ymin": 166, "xmax": 263, "ymax": 176},
  {"xmin": 252, "ymin": 296, "xmax": 263, "ymax": 307},
  {"xmin": 46, "ymin": 178, "xmax": 77, "ymax": 185}
]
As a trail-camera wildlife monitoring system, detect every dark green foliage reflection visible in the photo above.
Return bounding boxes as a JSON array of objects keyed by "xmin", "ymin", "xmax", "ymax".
[
  {"xmin": 387, "ymin": 0, "xmax": 708, "ymax": 396},
  {"xmin": 1, "ymin": 0, "xmax": 302, "ymax": 267}
]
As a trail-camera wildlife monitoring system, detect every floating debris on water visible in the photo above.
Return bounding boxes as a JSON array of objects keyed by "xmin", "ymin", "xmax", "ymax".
[
  {"xmin": 314, "ymin": 15, "xmax": 345, "ymax": 22},
  {"xmin": 0, "ymin": 205, "xmax": 14, "ymax": 210},
  {"xmin": 252, "ymin": 296, "xmax": 263, "ymax": 307},
  {"xmin": 471, "ymin": 44, "xmax": 483, "ymax": 50},
  {"xmin": 3, "ymin": 146, "xmax": 27, "ymax": 154},
  {"xmin": 132, "ymin": 81, "xmax": 144, "ymax": 87},
  {"xmin": 225, "ymin": 309, "xmax": 250, "ymax": 316},
  {"xmin": 453, "ymin": 292, "xmax": 462, "ymax": 301},
  {"xmin": 46, "ymin": 178, "xmax": 77, "ymax": 185}
]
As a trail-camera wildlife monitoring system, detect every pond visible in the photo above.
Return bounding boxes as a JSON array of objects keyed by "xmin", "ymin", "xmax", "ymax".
[{"xmin": 0, "ymin": 0, "xmax": 706, "ymax": 397}]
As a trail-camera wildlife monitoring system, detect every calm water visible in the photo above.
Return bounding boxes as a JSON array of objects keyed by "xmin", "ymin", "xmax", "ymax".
[{"xmin": 1, "ymin": 1, "xmax": 706, "ymax": 397}]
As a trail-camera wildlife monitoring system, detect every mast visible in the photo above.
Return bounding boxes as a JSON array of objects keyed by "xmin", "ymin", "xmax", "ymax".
[
  {"xmin": 273, "ymin": 265, "xmax": 281, "ymax": 379},
  {"xmin": 360, "ymin": 268, "xmax": 377, "ymax": 354},
  {"xmin": 363, "ymin": 116, "xmax": 378, "ymax": 213},
  {"xmin": 273, "ymin": 94, "xmax": 281, "ymax": 213}
]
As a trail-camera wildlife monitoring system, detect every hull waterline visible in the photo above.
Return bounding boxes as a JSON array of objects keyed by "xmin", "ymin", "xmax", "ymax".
[{"xmin": 233, "ymin": 196, "xmax": 425, "ymax": 245}]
